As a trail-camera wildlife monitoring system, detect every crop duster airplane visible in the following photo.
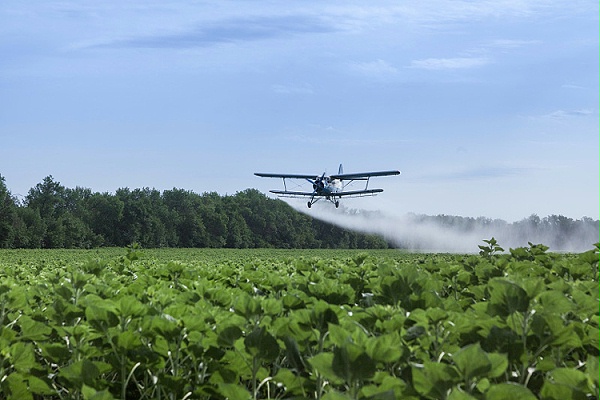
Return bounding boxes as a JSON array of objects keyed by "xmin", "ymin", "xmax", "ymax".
[{"xmin": 255, "ymin": 164, "xmax": 401, "ymax": 208}]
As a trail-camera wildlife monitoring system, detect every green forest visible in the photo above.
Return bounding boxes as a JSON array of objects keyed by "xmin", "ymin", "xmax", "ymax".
[
  {"xmin": 0, "ymin": 175, "xmax": 389, "ymax": 249},
  {"xmin": 0, "ymin": 175, "xmax": 597, "ymax": 250}
]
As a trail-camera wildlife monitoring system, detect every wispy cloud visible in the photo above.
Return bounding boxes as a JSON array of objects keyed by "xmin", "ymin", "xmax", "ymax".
[
  {"xmin": 540, "ymin": 109, "xmax": 595, "ymax": 119},
  {"xmin": 408, "ymin": 57, "xmax": 490, "ymax": 70},
  {"xmin": 272, "ymin": 83, "xmax": 314, "ymax": 95},
  {"xmin": 487, "ymin": 39, "xmax": 541, "ymax": 49},
  {"xmin": 92, "ymin": 14, "xmax": 336, "ymax": 49}
]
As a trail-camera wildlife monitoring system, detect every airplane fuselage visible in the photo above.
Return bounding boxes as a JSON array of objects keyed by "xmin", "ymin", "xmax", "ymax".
[{"xmin": 313, "ymin": 178, "xmax": 342, "ymax": 198}]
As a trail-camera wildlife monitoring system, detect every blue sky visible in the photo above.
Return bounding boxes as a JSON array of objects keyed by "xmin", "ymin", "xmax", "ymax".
[{"xmin": 1, "ymin": 1, "xmax": 598, "ymax": 221}]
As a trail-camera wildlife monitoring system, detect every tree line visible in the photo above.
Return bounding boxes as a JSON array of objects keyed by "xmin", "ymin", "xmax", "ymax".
[{"xmin": 0, "ymin": 175, "xmax": 389, "ymax": 249}]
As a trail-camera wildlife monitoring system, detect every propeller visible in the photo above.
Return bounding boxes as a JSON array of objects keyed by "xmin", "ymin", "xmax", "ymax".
[{"xmin": 307, "ymin": 172, "xmax": 326, "ymax": 190}]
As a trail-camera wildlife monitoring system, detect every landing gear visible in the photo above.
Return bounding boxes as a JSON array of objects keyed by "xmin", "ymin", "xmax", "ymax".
[{"xmin": 306, "ymin": 197, "xmax": 339, "ymax": 208}]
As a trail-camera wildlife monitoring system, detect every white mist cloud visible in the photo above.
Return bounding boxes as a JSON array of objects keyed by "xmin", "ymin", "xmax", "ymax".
[{"xmin": 292, "ymin": 202, "xmax": 598, "ymax": 253}]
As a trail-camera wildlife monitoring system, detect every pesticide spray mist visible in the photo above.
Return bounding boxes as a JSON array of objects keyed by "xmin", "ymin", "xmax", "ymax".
[{"xmin": 293, "ymin": 202, "xmax": 599, "ymax": 253}]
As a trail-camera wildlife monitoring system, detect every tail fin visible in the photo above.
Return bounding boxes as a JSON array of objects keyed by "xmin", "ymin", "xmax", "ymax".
[{"xmin": 338, "ymin": 164, "xmax": 343, "ymax": 175}]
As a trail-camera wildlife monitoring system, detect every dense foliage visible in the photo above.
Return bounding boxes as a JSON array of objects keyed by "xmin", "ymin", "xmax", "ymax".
[
  {"xmin": 0, "ymin": 175, "xmax": 388, "ymax": 249},
  {"xmin": 0, "ymin": 242, "xmax": 597, "ymax": 399}
]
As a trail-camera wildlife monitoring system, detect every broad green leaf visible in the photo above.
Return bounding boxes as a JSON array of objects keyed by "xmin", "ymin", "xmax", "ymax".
[
  {"xmin": 452, "ymin": 343, "xmax": 492, "ymax": 380},
  {"xmin": 586, "ymin": 355, "xmax": 599, "ymax": 387},
  {"xmin": 281, "ymin": 294, "xmax": 304, "ymax": 310},
  {"xmin": 59, "ymin": 359, "xmax": 100, "ymax": 388},
  {"xmin": 8, "ymin": 286, "xmax": 27, "ymax": 309},
  {"xmin": 322, "ymin": 391, "xmax": 353, "ymax": 400},
  {"xmin": 244, "ymin": 327, "xmax": 280, "ymax": 362},
  {"xmin": 485, "ymin": 383, "xmax": 537, "ymax": 400},
  {"xmin": 487, "ymin": 353, "xmax": 508, "ymax": 378},
  {"xmin": 311, "ymin": 301, "xmax": 339, "ymax": 332},
  {"xmin": 540, "ymin": 381, "xmax": 587, "ymax": 400},
  {"xmin": 217, "ymin": 383, "xmax": 251, "ymax": 400},
  {"xmin": 261, "ymin": 297, "xmax": 283, "ymax": 316},
  {"xmin": 537, "ymin": 291, "xmax": 574, "ymax": 315},
  {"xmin": 151, "ymin": 315, "xmax": 181, "ymax": 340},
  {"xmin": 332, "ymin": 345, "xmax": 376, "ymax": 382},
  {"xmin": 328, "ymin": 323, "xmax": 351, "ymax": 347},
  {"xmin": 448, "ymin": 388, "xmax": 478, "ymax": 400},
  {"xmin": 117, "ymin": 295, "xmax": 146, "ymax": 318},
  {"xmin": 487, "ymin": 279, "xmax": 530, "ymax": 317},
  {"xmin": 217, "ymin": 325, "xmax": 243, "ymax": 347},
  {"xmin": 233, "ymin": 292, "xmax": 262, "ymax": 319},
  {"xmin": 18, "ymin": 315, "xmax": 53, "ymax": 341},
  {"xmin": 116, "ymin": 330, "xmax": 142, "ymax": 350},
  {"xmin": 426, "ymin": 307, "xmax": 448, "ymax": 324},
  {"xmin": 366, "ymin": 333, "xmax": 404, "ymax": 363},
  {"xmin": 82, "ymin": 384, "xmax": 117, "ymax": 400},
  {"xmin": 308, "ymin": 352, "xmax": 344, "ymax": 384},
  {"xmin": 545, "ymin": 368, "xmax": 589, "ymax": 392},
  {"xmin": 583, "ymin": 325, "xmax": 599, "ymax": 351},
  {"xmin": 273, "ymin": 368, "xmax": 308, "ymax": 396},
  {"xmin": 6, "ymin": 373, "xmax": 33, "ymax": 400},
  {"xmin": 27, "ymin": 375, "xmax": 55, "ymax": 395},
  {"xmin": 9, "ymin": 342, "xmax": 37, "ymax": 373},
  {"xmin": 84, "ymin": 298, "xmax": 118, "ymax": 328},
  {"xmin": 361, "ymin": 375, "xmax": 406, "ymax": 399},
  {"xmin": 207, "ymin": 288, "xmax": 232, "ymax": 307},
  {"xmin": 412, "ymin": 362, "xmax": 459, "ymax": 400}
]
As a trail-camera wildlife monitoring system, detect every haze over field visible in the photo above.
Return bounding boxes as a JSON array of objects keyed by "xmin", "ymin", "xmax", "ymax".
[{"xmin": 0, "ymin": 1, "xmax": 598, "ymax": 222}]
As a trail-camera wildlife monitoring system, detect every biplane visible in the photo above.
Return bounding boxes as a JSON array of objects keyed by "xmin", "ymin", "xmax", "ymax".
[{"xmin": 255, "ymin": 164, "xmax": 400, "ymax": 208}]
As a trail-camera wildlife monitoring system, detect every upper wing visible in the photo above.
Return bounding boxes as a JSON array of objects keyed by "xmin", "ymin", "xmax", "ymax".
[
  {"xmin": 330, "ymin": 170, "xmax": 401, "ymax": 180},
  {"xmin": 255, "ymin": 173, "xmax": 318, "ymax": 180}
]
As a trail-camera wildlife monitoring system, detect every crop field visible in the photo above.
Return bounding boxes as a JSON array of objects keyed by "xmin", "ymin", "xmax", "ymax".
[{"xmin": 0, "ymin": 242, "xmax": 598, "ymax": 400}]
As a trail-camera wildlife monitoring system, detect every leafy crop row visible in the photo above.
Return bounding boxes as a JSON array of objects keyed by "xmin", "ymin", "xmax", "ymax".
[{"xmin": 0, "ymin": 242, "xmax": 597, "ymax": 399}]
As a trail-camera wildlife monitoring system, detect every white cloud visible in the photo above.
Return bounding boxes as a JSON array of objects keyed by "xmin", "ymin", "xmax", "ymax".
[
  {"xmin": 488, "ymin": 39, "xmax": 541, "ymax": 49},
  {"xmin": 408, "ymin": 57, "xmax": 490, "ymax": 70},
  {"xmin": 351, "ymin": 59, "xmax": 398, "ymax": 77}
]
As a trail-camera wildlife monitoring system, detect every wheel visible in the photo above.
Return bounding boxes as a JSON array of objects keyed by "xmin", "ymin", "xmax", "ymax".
[
  {"xmin": 307, "ymin": 201, "xmax": 312, "ymax": 208},
  {"xmin": 335, "ymin": 201, "xmax": 339, "ymax": 208}
]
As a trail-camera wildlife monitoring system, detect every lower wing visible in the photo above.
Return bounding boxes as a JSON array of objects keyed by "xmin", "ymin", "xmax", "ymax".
[
  {"xmin": 270, "ymin": 190, "xmax": 315, "ymax": 197},
  {"xmin": 336, "ymin": 189, "xmax": 383, "ymax": 197},
  {"xmin": 270, "ymin": 189, "xmax": 383, "ymax": 198}
]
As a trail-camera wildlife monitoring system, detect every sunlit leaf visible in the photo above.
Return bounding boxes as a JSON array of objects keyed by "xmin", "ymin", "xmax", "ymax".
[{"xmin": 10, "ymin": 342, "xmax": 37, "ymax": 373}]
